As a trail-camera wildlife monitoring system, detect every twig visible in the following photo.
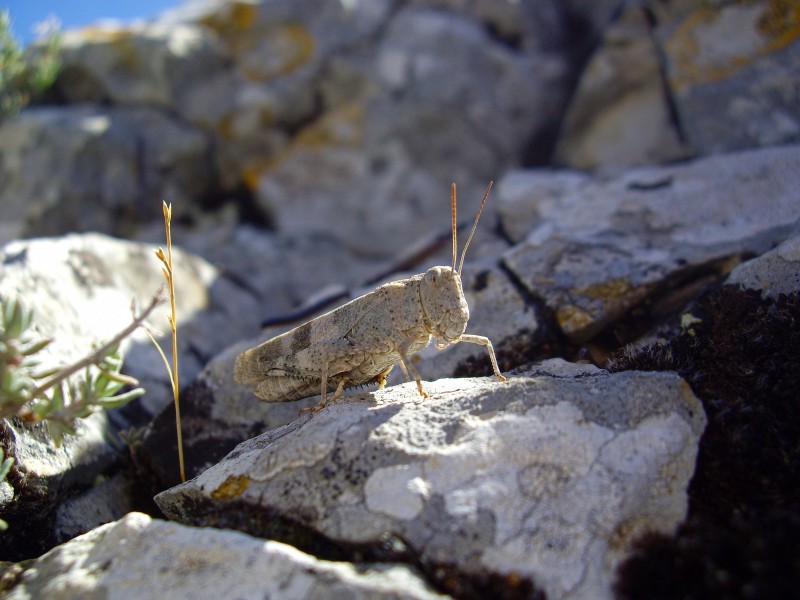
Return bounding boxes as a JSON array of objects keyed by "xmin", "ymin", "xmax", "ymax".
[{"xmin": 26, "ymin": 292, "xmax": 164, "ymax": 402}]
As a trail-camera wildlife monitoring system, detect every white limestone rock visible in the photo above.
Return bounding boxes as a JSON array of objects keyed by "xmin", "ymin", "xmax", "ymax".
[
  {"xmin": 5, "ymin": 512, "xmax": 445, "ymax": 600},
  {"xmin": 156, "ymin": 360, "xmax": 706, "ymax": 600}
]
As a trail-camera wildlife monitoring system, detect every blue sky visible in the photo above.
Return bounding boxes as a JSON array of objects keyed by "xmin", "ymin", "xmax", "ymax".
[{"xmin": 4, "ymin": 1, "xmax": 181, "ymax": 45}]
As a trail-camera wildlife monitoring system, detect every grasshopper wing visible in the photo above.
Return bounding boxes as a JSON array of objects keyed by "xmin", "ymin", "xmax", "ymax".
[{"xmin": 234, "ymin": 291, "xmax": 383, "ymax": 403}]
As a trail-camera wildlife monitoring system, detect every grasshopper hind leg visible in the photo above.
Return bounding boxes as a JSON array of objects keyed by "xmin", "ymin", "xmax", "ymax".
[{"xmin": 300, "ymin": 377, "xmax": 347, "ymax": 414}]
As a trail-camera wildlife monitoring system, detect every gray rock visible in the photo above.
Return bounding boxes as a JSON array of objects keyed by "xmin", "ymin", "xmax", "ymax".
[
  {"xmin": 0, "ymin": 106, "xmax": 214, "ymax": 244},
  {"xmin": 495, "ymin": 169, "xmax": 591, "ymax": 244},
  {"xmin": 141, "ymin": 255, "xmax": 528, "ymax": 487},
  {"xmin": 56, "ymin": 22, "xmax": 230, "ymax": 109},
  {"xmin": 52, "ymin": 473, "xmax": 134, "ymax": 545},
  {"xmin": 0, "ymin": 232, "xmax": 263, "ymax": 556},
  {"xmin": 0, "ymin": 233, "xmax": 262, "ymax": 415},
  {"xmin": 658, "ymin": 1, "xmax": 800, "ymax": 154},
  {"xmin": 5, "ymin": 512, "xmax": 446, "ymax": 600},
  {"xmin": 156, "ymin": 360, "xmax": 706, "ymax": 600},
  {"xmin": 250, "ymin": 3, "xmax": 570, "ymax": 256},
  {"xmin": 502, "ymin": 145, "xmax": 800, "ymax": 341},
  {"xmin": 0, "ymin": 414, "xmax": 121, "ymax": 560},
  {"xmin": 726, "ymin": 233, "xmax": 800, "ymax": 298},
  {"xmin": 368, "ymin": 6, "xmax": 566, "ymax": 182},
  {"xmin": 554, "ymin": 6, "xmax": 691, "ymax": 170}
]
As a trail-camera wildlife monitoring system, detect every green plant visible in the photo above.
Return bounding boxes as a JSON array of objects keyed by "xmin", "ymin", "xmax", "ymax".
[
  {"xmin": 0, "ymin": 10, "xmax": 61, "ymax": 122},
  {"xmin": 0, "ymin": 294, "xmax": 162, "ymax": 446},
  {"xmin": 0, "ymin": 447, "xmax": 13, "ymax": 531}
]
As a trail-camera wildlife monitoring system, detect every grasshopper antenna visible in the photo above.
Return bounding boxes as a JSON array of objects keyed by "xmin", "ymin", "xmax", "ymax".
[
  {"xmin": 457, "ymin": 180, "xmax": 493, "ymax": 275},
  {"xmin": 451, "ymin": 183, "xmax": 458, "ymax": 272}
]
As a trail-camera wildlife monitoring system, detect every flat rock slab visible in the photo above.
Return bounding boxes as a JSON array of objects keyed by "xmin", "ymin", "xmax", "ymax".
[
  {"xmin": 501, "ymin": 144, "xmax": 800, "ymax": 342},
  {"xmin": 4, "ymin": 512, "xmax": 445, "ymax": 600},
  {"xmin": 156, "ymin": 360, "xmax": 706, "ymax": 600}
]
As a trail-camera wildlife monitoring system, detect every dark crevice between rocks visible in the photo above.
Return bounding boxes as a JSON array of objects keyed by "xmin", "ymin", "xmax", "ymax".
[
  {"xmin": 197, "ymin": 181, "xmax": 274, "ymax": 230},
  {"xmin": 135, "ymin": 379, "xmax": 261, "ymax": 492},
  {"xmin": 453, "ymin": 262, "xmax": 577, "ymax": 377},
  {"xmin": 51, "ymin": 66, "xmax": 112, "ymax": 106},
  {"xmin": 0, "ymin": 469, "xmax": 56, "ymax": 562},
  {"xmin": 0, "ymin": 420, "xmax": 126, "ymax": 562},
  {"xmin": 608, "ymin": 286, "xmax": 800, "ymax": 599},
  {"xmin": 578, "ymin": 254, "xmax": 751, "ymax": 365},
  {"xmin": 520, "ymin": 3, "xmax": 627, "ymax": 167},
  {"xmin": 453, "ymin": 260, "xmax": 578, "ymax": 379},
  {"xmin": 640, "ymin": 4, "xmax": 691, "ymax": 150},
  {"xmin": 482, "ymin": 22, "xmax": 523, "ymax": 51},
  {"xmin": 163, "ymin": 495, "xmax": 544, "ymax": 600}
]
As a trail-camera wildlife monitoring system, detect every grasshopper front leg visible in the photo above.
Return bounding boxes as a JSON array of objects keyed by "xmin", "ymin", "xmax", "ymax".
[
  {"xmin": 455, "ymin": 334, "xmax": 508, "ymax": 382},
  {"xmin": 397, "ymin": 339, "xmax": 430, "ymax": 399}
]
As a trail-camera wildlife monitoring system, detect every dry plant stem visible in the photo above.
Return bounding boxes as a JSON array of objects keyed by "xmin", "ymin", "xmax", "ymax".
[
  {"xmin": 160, "ymin": 201, "xmax": 185, "ymax": 483},
  {"xmin": 24, "ymin": 293, "xmax": 163, "ymax": 404}
]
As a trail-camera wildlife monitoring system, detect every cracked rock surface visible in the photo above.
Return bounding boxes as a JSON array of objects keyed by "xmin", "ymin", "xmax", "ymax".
[{"xmin": 156, "ymin": 360, "xmax": 706, "ymax": 600}]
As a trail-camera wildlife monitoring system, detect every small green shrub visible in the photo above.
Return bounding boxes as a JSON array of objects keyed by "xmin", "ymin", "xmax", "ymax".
[
  {"xmin": 0, "ymin": 295, "xmax": 152, "ymax": 446},
  {"xmin": 0, "ymin": 10, "xmax": 61, "ymax": 122}
]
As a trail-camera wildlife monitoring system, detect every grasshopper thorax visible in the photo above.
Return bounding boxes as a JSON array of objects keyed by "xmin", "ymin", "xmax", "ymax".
[{"xmin": 420, "ymin": 266, "xmax": 469, "ymax": 344}]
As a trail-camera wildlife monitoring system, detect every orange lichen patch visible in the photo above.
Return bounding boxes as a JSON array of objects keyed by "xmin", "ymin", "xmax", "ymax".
[
  {"xmin": 666, "ymin": 0, "xmax": 800, "ymax": 91},
  {"xmin": 556, "ymin": 304, "xmax": 594, "ymax": 334},
  {"xmin": 77, "ymin": 26, "xmax": 134, "ymax": 44},
  {"xmin": 240, "ymin": 102, "xmax": 365, "ymax": 192},
  {"xmin": 241, "ymin": 157, "xmax": 276, "ymax": 192},
  {"xmin": 239, "ymin": 23, "xmax": 316, "ymax": 82},
  {"xmin": 758, "ymin": 0, "xmax": 800, "ymax": 47},
  {"xmin": 576, "ymin": 278, "xmax": 635, "ymax": 302},
  {"xmin": 210, "ymin": 475, "xmax": 250, "ymax": 500},
  {"xmin": 198, "ymin": 0, "xmax": 259, "ymax": 37},
  {"xmin": 295, "ymin": 102, "xmax": 364, "ymax": 148}
]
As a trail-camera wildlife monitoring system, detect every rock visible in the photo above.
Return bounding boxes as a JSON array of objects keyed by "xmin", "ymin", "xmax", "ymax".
[
  {"xmin": 4, "ymin": 512, "xmax": 446, "ymax": 600},
  {"xmin": 0, "ymin": 106, "xmax": 214, "ymax": 244},
  {"xmin": 555, "ymin": 1, "xmax": 800, "ymax": 167},
  {"xmin": 0, "ymin": 233, "xmax": 261, "ymax": 558},
  {"xmin": 52, "ymin": 473, "xmax": 134, "ymax": 546},
  {"xmin": 495, "ymin": 169, "xmax": 591, "ymax": 244},
  {"xmin": 56, "ymin": 22, "xmax": 230, "ymax": 110},
  {"xmin": 0, "ymin": 415, "xmax": 121, "ymax": 560},
  {"xmin": 238, "ymin": 1, "xmax": 572, "ymax": 256},
  {"xmin": 136, "ymin": 250, "xmax": 532, "ymax": 488},
  {"xmin": 155, "ymin": 360, "xmax": 706, "ymax": 600},
  {"xmin": 554, "ymin": 6, "xmax": 691, "ymax": 170},
  {"xmin": 0, "ymin": 233, "xmax": 262, "ymax": 415},
  {"xmin": 658, "ymin": 0, "xmax": 800, "ymax": 154},
  {"xmin": 501, "ymin": 145, "xmax": 800, "ymax": 342},
  {"xmin": 726, "ymin": 232, "xmax": 800, "ymax": 298}
]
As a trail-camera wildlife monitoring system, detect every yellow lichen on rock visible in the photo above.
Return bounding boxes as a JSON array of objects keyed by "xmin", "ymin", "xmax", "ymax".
[
  {"xmin": 210, "ymin": 474, "xmax": 250, "ymax": 500},
  {"xmin": 666, "ymin": 1, "xmax": 800, "ymax": 91}
]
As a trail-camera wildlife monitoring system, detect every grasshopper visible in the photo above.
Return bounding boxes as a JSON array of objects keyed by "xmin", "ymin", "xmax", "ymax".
[{"xmin": 234, "ymin": 182, "xmax": 507, "ymax": 412}]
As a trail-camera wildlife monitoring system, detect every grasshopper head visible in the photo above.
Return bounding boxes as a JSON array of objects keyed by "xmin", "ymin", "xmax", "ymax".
[{"xmin": 420, "ymin": 266, "xmax": 469, "ymax": 344}]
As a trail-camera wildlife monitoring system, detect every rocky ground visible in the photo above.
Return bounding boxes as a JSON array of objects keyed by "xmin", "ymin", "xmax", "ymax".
[{"xmin": 0, "ymin": 1, "xmax": 798, "ymax": 599}]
